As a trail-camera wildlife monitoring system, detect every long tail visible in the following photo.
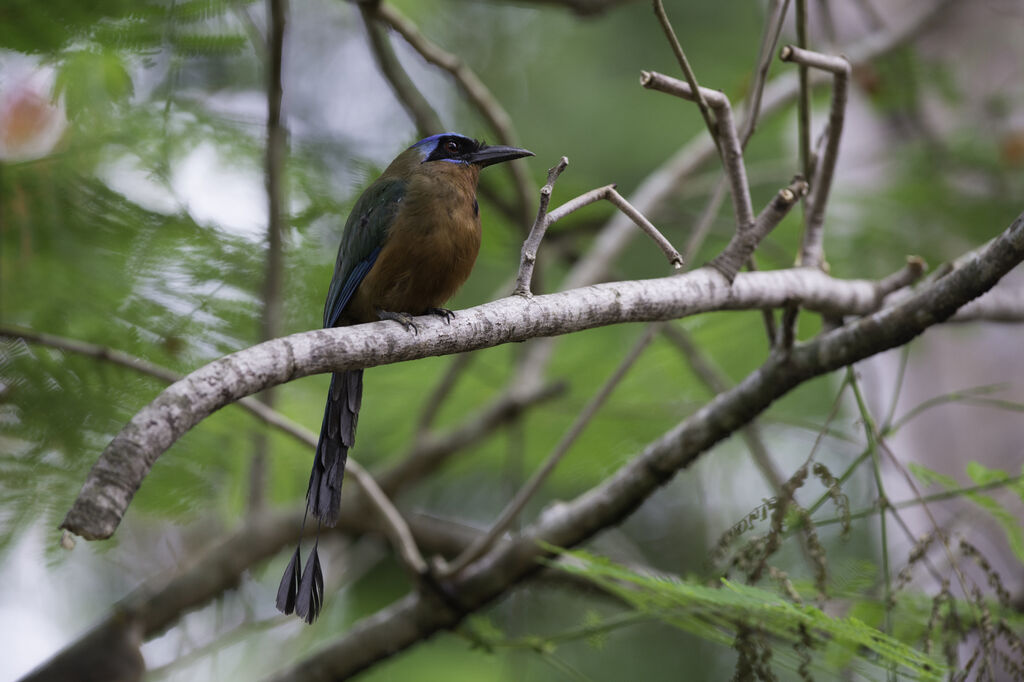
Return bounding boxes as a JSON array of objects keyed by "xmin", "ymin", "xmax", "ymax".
[
  {"xmin": 277, "ymin": 369, "xmax": 362, "ymax": 622},
  {"xmin": 307, "ymin": 369, "xmax": 363, "ymax": 526}
]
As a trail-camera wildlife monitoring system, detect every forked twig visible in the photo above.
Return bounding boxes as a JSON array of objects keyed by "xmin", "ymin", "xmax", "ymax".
[
  {"xmin": 640, "ymin": 71, "xmax": 755, "ymax": 232},
  {"xmin": 514, "ymin": 157, "xmax": 682, "ymax": 296},
  {"xmin": 780, "ymin": 45, "xmax": 851, "ymax": 270},
  {"xmin": 710, "ymin": 176, "xmax": 809, "ymax": 282}
]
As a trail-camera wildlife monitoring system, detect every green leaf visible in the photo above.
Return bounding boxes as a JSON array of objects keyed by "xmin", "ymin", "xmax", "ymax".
[
  {"xmin": 911, "ymin": 461, "xmax": 1024, "ymax": 563},
  {"xmin": 907, "ymin": 462, "xmax": 958, "ymax": 489},
  {"xmin": 965, "ymin": 461, "xmax": 1010, "ymax": 486},
  {"xmin": 547, "ymin": 546, "xmax": 945, "ymax": 680}
]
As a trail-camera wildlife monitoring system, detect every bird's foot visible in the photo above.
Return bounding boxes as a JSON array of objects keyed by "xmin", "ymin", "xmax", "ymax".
[
  {"xmin": 426, "ymin": 307, "xmax": 455, "ymax": 324},
  {"xmin": 377, "ymin": 309, "xmax": 418, "ymax": 333}
]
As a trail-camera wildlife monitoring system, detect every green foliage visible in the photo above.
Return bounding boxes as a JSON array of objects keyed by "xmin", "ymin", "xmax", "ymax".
[
  {"xmin": 548, "ymin": 547, "xmax": 945, "ymax": 680},
  {"xmin": 909, "ymin": 461, "xmax": 1024, "ymax": 563}
]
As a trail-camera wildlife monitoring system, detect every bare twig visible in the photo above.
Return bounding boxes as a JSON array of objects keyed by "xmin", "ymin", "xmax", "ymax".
[
  {"xmin": 358, "ymin": 4, "xmax": 443, "ymax": 136},
  {"xmin": 347, "ymin": 463, "xmax": 428, "ymax": 576},
  {"xmin": 795, "ymin": 0, "xmax": 811, "ymax": 183},
  {"xmin": 651, "ymin": 0, "xmax": 719, "ymax": 148},
  {"xmin": 378, "ymin": 380, "xmax": 567, "ymax": 494},
  {"xmin": 739, "ymin": 0, "xmax": 792, "ymax": 144},
  {"xmin": 950, "ymin": 287, "xmax": 1024, "ymax": 323},
  {"xmin": 557, "ymin": 0, "xmax": 951, "ymax": 297},
  {"xmin": 415, "ymin": 353, "xmax": 475, "ymax": 435},
  {"xmin": 0, "ymin": 326, "xmax": 181, "ymax": 383},
  {"xmin": 514, "ymin": 157, "xmax": 569, "ymax": 295},
  {"xmin": 710, "ymin": 176, "xmax": 809, "ymax": 282},
  {"xmin": 374, "ymin": 1, "xmax": 535, "ymax": 228},
  {"xmin": 444, "ymin": 324, "xmax": 659, "ymax": 575},
  {"xmin": 780, "ymin": 45, "xmax": 851, "ymax": 271},
  {"xmin": 640, "ymin": 71, "xmax": 755, "ymax": 232},
  {"xmin": 874, "ymin": 256, "xmax": 926, "ymax": 300},
  {"xmin": 514, "ymin": 161, "xmax": 682, "ymax": 296},
  {"xmin": 509, "ymin": 0, "xmax": 640, "ymax": 15},
  {"xmin": 660, "ymin": 325, "xmax": 786, "ymax": 493}
]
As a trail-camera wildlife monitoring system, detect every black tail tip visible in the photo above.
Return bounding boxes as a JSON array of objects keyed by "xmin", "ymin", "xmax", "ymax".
[
  {"xmin": 276, "ymin": 547, "xmax": 302, "ymax": 615},
  {"xmin": 294, "ymin": 545, "xmax": 325, "ymax": 624}
]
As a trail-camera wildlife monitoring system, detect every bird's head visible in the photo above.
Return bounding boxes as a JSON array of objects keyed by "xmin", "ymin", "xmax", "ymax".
[{"xmin": 410, "ymin": 133, "xmax": 533, "ymax": 168}]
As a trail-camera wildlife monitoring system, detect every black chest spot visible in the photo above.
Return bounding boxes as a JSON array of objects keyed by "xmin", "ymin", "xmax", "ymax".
[{"xmin": 473, "ymin": 197, "xmax": 479, "ymax": 217}]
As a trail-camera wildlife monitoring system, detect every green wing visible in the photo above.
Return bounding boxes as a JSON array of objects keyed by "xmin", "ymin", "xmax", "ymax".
[{"xmin": 323, "ymin": 178, "xmax": 407, "ymax": 327}]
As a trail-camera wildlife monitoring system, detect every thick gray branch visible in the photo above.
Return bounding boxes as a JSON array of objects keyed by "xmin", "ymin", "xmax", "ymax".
[{"xmin": 63, "ymin": 265, "xmax": 920, "ymax": 541}]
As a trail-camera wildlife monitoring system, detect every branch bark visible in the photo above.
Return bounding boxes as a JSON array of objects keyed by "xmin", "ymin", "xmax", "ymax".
[{"xmin": 60, "ymin": 261, "xmax": 942, "ymax": 542}]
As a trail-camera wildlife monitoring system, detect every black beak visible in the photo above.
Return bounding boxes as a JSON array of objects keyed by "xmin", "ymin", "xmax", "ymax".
[{"xmin": 467, "ymin": 144, "xmax": 534, "ymax": 168}]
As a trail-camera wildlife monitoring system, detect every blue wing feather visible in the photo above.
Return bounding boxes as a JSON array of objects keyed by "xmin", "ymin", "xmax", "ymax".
[{"xmin": 324, "ymin": 245, "xmax": 380, "ymax": 328}]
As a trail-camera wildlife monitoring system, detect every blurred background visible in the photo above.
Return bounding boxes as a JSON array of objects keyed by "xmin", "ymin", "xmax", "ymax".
[{"xmin": 1, "ymin": 0, "xmax": 1023, "ymax": 679}]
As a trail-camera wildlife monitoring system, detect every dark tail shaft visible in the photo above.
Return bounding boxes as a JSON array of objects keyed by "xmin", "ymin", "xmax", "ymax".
[{"xmin": 306, "ymin": 369, "xmax": 363, "ymax": 526}]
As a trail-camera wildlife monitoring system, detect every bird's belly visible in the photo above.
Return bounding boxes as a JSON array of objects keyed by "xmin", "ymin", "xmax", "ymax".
[{"xmin": 352, "ymin": 218, "xmax": 481, "ymax": 319}]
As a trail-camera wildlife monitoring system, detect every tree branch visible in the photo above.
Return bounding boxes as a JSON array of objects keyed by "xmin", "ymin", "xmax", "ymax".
[
  {"xmin": 358, "ymin": 3, "xmax": 443, "ymax": 136},
  {"xmin": 251, "ymin": 0, "xmax": 289, "ymax": 512},
  {"xmin": 264, "ymin": 211, "xmax": 1024, "ymax": 681},
  {"xmin": 61, "ymin": 243, "xmax": 1001, "ymax": 543}
]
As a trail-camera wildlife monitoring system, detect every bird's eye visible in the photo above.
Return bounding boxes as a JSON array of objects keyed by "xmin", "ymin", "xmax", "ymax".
[{"xmin": 445, "ymin": 139, "xmax": 459, "ymax": 154}]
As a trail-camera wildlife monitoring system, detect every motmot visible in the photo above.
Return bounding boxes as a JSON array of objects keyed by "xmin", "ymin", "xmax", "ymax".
[{"xmin": 277, "ymin": 133, "xmax": 533, "ymax": 622}]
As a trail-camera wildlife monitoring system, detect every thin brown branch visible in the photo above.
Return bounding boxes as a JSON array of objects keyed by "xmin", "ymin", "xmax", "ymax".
[
  {"xmin": 558, "ymin": 0, "xmax": 951, "ymax": 297},
  {"xmin": 514, "ymin": 157, "xmax": 569, "ymax": 296},
  {"xmin": 949, "ymin": 287, "xmax": 1024, "ymax": 323},
  {"xmin": 875, "ymin": 256, "xmax": 927, "ymax": 300},
  {"xmin": 378, "ymin": 380, "xmax": 567, "ymax": 494},
  {"xmin": 497, "ymin": 0, "xmax": 640, "ymax": 15},
  {"xmin": 0, "ymin": 327, "xmax": 427, "ymax": 582},
  {"xmin": 415, "ymin": 352, "xmax": 475, "ymax": 435},
  {"xmin": 739, "ymin": 0, "xmax": 792, "ymax": 145},
  {"xmin": 0, "ymin": 326, "xmax": 181, "ymax": 383},
  {"xmin": 358, "ymin": 4, "xmax": 443, "ymax": 137},
  {"xmin": 651, "ymin": 0, "xmax": 719, "ymax": 148},
  {"xmin": 374, "ymin": 1, "xmax": 534, "ymax": 228},
  {"xmin": 795, "ymin": 0, "xmax": 811, "ymax": 183},
  {"xmin": 660, "ymin": 324, "xmax": 786, "ymax": 494},
  {"xmin": 252, "ymin": 0, "xmax": 289, "ymax": 513},
  {"xmin": 444, "ymin": 324, "xmax": 659, "ymax": 575}
]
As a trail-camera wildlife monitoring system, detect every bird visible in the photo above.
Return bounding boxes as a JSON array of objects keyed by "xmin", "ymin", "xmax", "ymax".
[{"xmin": 276, "ymin": 132, "xmax": 533, "ymax": 623}]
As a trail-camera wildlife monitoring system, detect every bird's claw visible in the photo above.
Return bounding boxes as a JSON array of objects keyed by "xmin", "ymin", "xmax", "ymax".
[
  {"xmin": 377, "ymin": 310, "xmax": 418, "ymax": 334},
  {"xmin": 426, "ymin": 307, "xmax": 455, "ymax": 324}
]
